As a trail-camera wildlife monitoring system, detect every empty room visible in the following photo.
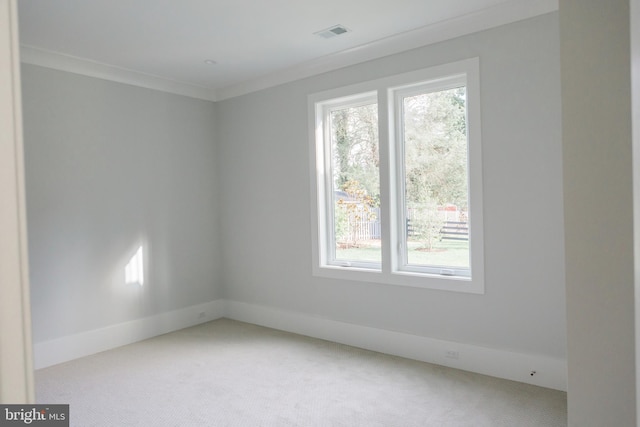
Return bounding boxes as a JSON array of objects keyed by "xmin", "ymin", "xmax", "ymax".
[{"xmin": 1, "ymin": 0, "xmax": 638, "ymax": 426}]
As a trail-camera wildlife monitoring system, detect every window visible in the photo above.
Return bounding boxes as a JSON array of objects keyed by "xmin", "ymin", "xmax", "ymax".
[
  {"xmin": 309, "ymin": 58, "xmax": 484, "ymax": 293},
  {"xmin": 321, "ymin": 93, "xmax": 380, "ymax": 268}
]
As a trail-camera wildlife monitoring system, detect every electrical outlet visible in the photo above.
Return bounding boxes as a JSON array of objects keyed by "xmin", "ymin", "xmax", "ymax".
[{"xmin": 445, "ymin": 350, "xmax": 459, "ymax": 360}]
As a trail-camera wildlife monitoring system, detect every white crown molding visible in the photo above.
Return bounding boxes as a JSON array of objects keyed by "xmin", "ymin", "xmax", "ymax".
[
  {"xmin": 20, "ymin": 45, "xmax": 217, "ymax": 102},
  {"xmin": 215, "ymin": 0, "xmax": 558, "ymax": 101},
  {"xmin": 20, "ymin": 0, "xmax": 557, "ymax": 103}
]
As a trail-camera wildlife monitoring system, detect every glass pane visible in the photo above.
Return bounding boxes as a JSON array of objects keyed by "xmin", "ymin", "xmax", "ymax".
[
  {"xmin": 403, "ymin": 86, "xmax": 469, "ymax": 269},
  {"xmin": 329, "ymin": 103, "xmax": 381, "ymax": 264}
]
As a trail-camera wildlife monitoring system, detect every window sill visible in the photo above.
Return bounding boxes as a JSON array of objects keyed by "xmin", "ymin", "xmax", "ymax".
[{"xmin": 313, "ymin": 264, "xmax": 484, "ymax": 294}]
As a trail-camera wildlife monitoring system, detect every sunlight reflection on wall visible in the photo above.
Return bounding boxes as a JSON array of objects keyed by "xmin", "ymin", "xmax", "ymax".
[{"xmin": 125, "ymin": 245, "xmax": 144, "ymax": 286}]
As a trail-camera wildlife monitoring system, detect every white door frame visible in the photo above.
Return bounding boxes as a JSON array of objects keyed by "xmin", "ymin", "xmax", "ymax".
[
  {"xmin": 0, "ymin": 0, "xmax": 35, "ymax": 403},
  {"xmin": 632, "ymin": 0, "xmax": 640, "ymax": 424},
  {"xmin": 634, "ymin": 0, "xmax": 640, "ymax": 424}
]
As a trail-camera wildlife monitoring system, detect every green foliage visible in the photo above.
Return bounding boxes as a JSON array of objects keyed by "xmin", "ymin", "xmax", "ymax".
[
  {"xmin": 408, "ymin": 203, "xmax": 445, "ymax": 251},
  {"xmin": 334, "ymin": 203, "xmax": 349, "ymax": 245},
  {"xmin": 335, "ymin": 180, "xmax": 377, "ymax": 248},
  {"xmin": 329, "ymin": 87, "xmax": 468, "ymax": 253},
  {"xmin": 331, "ymin": 103, "xmax": 380, "ymax": 203},
  {"xmin": 403, "ymin": 86, "xmax": 468, "ymax": 250},
  {"xmin": 403, "ymin": 86, "xmax": 468, "ymax": 209}
]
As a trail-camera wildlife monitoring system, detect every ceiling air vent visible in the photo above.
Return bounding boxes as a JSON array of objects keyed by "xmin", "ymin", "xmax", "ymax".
[{"xmin": 314, "ymin": 25, "xmax": 351, "ymax": 39}]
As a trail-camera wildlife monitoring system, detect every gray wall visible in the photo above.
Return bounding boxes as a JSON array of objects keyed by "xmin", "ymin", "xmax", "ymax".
[
  {"xmin": 22, "ymin": 65, "xmax": 221, "ymax": 342},
  {"xmin": 560, "ymin": 0, "xmax": 636, "ymax": 425},
  {"xmin": 216, "ymin": 13, "xmax": 567, "ymax": 360},
  {"xmin": 21, "ymin": 12, "xmax": 567, "ymax": 367}
]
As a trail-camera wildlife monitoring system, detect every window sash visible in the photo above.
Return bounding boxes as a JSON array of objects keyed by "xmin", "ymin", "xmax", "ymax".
[
  {"xmin": 392, "ymin": 76, "xmax": 471, "ymax": 278},
  {"xmin": 321, "ymin": 94, "xmax": 380, "ymax": 269}
]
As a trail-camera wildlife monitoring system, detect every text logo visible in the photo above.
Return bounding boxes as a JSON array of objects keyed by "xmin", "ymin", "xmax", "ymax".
[{"xmin": 0, "ymin": 405, "xmax": 68, "ymax": 426}]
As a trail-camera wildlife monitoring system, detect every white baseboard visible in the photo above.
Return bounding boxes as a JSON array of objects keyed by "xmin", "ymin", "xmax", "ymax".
[
  {"xmin": 224, "ymin": 300, "xmax": 567, "ymax": 391},
  {"xmin": 33, "ymin": 298, "xmax": 567, "ymax": 392},
  {"xmin": 33, "ymin": 300, "xmax": 225, "ymax": 369}
]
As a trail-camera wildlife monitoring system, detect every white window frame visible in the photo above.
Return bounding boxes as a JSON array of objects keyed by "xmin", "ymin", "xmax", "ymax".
[
  {"xmin": 317, "ymin": 92, "xmax": 379, "ymax": 271},
  {"xmin": 309, "ymin": 58, "xmax": 484, "ymax": 294}
]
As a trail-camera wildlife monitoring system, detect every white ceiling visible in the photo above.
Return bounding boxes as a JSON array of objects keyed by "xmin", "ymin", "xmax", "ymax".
[{"xmin": 17, "ymin": 0, "xmax": 558, "ymax": 100}]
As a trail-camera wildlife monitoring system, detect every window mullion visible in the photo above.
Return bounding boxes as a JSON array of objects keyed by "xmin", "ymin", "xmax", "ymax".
[
  {"xmin": 393, "ymin": 89, "xmax": 408, "ymax": 272},
  {"xmin": 323, "ymin": 105, "xmax": 337, "ymax": 265},
  {"xmin": 377, "ymin": 88, "xmax": 392, "ymax": 275}
]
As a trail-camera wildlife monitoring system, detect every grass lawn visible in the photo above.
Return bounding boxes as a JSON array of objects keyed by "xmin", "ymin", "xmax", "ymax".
[{"xmin": 336, "ymin": 239, "xmax": 469, "ymax": 268}]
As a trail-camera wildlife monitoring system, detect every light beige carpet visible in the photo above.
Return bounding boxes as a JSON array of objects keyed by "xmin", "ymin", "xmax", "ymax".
[{"xmin": 36, "ymin": 318, "xmax": 566, "ymax": 426}]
